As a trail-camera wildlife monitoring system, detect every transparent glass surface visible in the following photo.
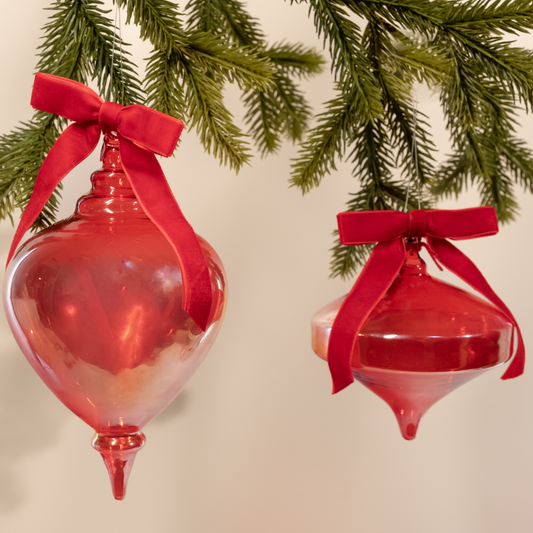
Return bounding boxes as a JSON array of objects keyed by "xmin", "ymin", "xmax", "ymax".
[
  {"xmin": 3, "ymin": 136, "xmax": 227, "ymax": 498},
  {"xmin": 312, "ymin": 243, "xmax": 511, "ymax": 439}
]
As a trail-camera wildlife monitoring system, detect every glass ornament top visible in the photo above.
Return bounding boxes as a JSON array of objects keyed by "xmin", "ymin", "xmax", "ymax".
[
  {"xmin": 312, "ymin": 242, "xmax": 512, "ymax": 439},
  {"xmin": 3, "ymin": 135, "xmax": 227, "ymax": 498}
]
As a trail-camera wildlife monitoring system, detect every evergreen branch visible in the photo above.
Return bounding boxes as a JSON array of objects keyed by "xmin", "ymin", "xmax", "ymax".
[
  {"xmin": 115, "ymin": 0, "xmax": 188, "ymax": 53},
  {"xmin": 180, "ymin": 59, "xmax": 251, "ymax": 172},
  {"xmin": 436, "ymin": 34, "xmax": 532, "ymax": 220},
  {"xmin": 0, "ymin": 0, "xmax": 99, "ymax": 230},
  {"xmin": 185, "ymin": 31, "xmax": 273, "ymax": 91},
  {"xmin": 432, "ymin": 150, "xmax": 470, "ymax": 199},
  {"xmin": 82, "ymin": 1, "xmax": 144, "ymax": 104},
  {"xmin": 119, "ymin": 0, "xmax": 273, "ymax": 90},
  {"xmin": 243, "ymin": 73, "xmax": 313, "ymax": 156},
  {"xmin": 341, "ymin": 0, "xmax": 447, "ymax": 35},
  {"xmin": 477, "ymin": 163, "xmax": 519, "ymax": 223},
  {"xmin": 122, "ymin": 0, "xmax": 273, "ymax": 169},
  {"xmin": 186, "ymin": 0, "xmax": 323, "ymax": 154},
  {"xmin": 499, "ymin": 136, "xmax": 533, "ymax": 193},
  {"xmin": 290, "ymin": 85, "xmax": 358, "ymax": 192},
  {"xmin": 307, "ymin": 0, "xmax": 383, "ymax": 121},
  {"xmin": 446, "ymin": 31, "xmax": 533, "ymax": 109},
  {"xmin": 443, "ymin": 0, "xmax": 533, "ymax": 36},
  {"xmin": 145, "ymin": 50, "xmax": 187, "ymax": 119},
  {"xmin": 391, "ymin": 41, "xmax": 448, "ymax": 86},
  {"xmin": 0, "ymin": 115, "xmax": 64, "ymax": 231},
  {"xmin": 263, "ymin": 42, "xmax": 324, "ymax": 78},
  {"xmin": 185, "ymin": 0, "xmax": 265, "ymax": 47}
]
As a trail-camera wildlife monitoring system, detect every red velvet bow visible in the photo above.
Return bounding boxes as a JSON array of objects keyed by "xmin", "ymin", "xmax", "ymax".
[
  {"xmin": 7, "ymin": 72, "xmax": 213, "ymax": 332},
  {"xmin": 328, "ymin": 207, "xmax": 525, "ymax": 394}
]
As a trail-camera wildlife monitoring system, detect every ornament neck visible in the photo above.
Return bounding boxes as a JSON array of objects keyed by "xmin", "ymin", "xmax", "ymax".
[
  {"xmin": 401, "ymin": 239, "xmax": 428, "ymax": 276},
  {"xmin": 76, "ymin": 134, "xmax": 147, "ymax": 218}
]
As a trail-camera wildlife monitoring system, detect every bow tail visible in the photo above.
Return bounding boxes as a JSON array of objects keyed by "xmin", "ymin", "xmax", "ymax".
[
  {"xmin": 328, "ymin": 238, "xmax": 406, "ymax": 394},
  {"xmin": 6, "ymin": 123, "xmax": 101, "ymax": 266},
  {"xmin": 119, "ymin": 137, "xmax": 213, "ymax": 332},
  {"xmin": 426, "ymin": 237, "xmax": 525, "ymax": 379}
]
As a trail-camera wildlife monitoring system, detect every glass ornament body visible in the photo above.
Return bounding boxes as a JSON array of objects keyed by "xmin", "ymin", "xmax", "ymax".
[
  {"xmin": 3, "ymin": 136, "xmax": 227, "ymax": 498},
  {"xmin": 312, "ymin": 243, "xmax": 512, "ymax": 439}
]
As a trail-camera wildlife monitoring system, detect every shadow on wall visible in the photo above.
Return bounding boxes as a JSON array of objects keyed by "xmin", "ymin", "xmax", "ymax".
[
  {"xmin": 149, "ymin": 391, "xmax": 190, "ymax": 426},
  {"xmin": 0, "ymin": 322, "xmax": 191, "ymax": 514},
  {"xmin": 0, "ymin": 345, "xmax": 69, "ymax": 512},
  {"xmin": 0, "ymin": 330, "xmax": 190, "ymax": 510}
]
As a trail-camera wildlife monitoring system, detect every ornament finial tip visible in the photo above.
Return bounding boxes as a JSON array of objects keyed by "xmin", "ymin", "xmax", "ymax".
[{"xmin": 92, "ymin": 429, "xmax": 146, "ymax": 500}]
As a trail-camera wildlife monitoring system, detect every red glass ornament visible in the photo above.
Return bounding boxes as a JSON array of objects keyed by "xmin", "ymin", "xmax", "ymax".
[
  {"xmin": 3, "ymin": 136, "xmax": 227, "ymax": 499},
  {"xmin": 312, "ymin": 242, "xmax": 512, "ymax": 440}
]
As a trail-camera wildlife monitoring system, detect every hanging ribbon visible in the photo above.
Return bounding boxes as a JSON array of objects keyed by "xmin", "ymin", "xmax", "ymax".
[
  {"xmin": 328, "ymin": 207, "xmax": 525, "ymax": 394},
  {"xmin": 7, "ymin": 72, "xmax": 213, "ymax": 332}
]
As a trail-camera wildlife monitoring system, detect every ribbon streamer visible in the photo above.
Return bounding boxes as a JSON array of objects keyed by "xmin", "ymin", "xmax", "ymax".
[
  {"xmin": 328, "ymin": 208, "xmax": 525, "ymax": 394},
  {"xmin": 7, "ymin": 72, "xmax": 213, "ymax": 332}
]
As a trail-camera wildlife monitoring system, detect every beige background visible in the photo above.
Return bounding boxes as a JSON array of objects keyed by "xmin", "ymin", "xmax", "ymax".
[{"xmin": 1, "ymin": 1, "xmax": 533, "ymax": 532}]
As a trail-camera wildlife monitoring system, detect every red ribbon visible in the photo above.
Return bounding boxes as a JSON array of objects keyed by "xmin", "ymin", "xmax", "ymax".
[
  {"xmin": 328, "ymin": 207, "xmax": 525, "ymax": 393},
  {"xmin": 7, "ymin": 72, "xmax": 213, "ymax": 332}
]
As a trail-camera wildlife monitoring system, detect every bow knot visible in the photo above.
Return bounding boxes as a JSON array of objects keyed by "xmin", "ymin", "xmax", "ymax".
[
  {"xmin": 7, "ymin": 73, "xmax": 213, "ymax": 332},
  {"xmin": 99, "ymin": 101, "xmax": 123, "ymax": 133},
  {"xmin": 328, "ymin": 207, "xmax": 525, "ymax": 394},
  {"xmin": 407, "ymin": 209, "xmax": 427, "ymax": 238}
]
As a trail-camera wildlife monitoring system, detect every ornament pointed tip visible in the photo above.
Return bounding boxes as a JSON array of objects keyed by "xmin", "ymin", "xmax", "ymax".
[
  {"xmin": 92, "ymin": 428, "xmax": 146, "ymax": 500},
  {"xmin": 393, "ymin": 408, "xmax": 423, "ymax": 440}
]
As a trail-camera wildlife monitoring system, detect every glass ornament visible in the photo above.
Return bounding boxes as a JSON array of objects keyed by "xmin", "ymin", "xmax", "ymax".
[
  {"xmin": 3, "ymin": 136, "xmax": 227, "ymax": 498},
  {"xmin": 312, "ymin": 242, "xmax": 512, "ymax": 440}
]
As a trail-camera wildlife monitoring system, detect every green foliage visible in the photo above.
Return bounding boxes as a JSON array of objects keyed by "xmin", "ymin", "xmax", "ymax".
[
  {"xmin": 0, "ymin": 0, "xmax": 143, "ymax": 231},
  {"xmin": 0, "ymin": 0, "xmax": 322, "ymax": 229},
  {"xmin": 290, "ymin": 0, "xmax": 533, "ymax": 278},
  {"xmin": 2, "ymin": 0, "xmax": 533, "ymax": 283},
  {"xmin": 185, "ymin": 0, "xmax": 324, "ymax": 156}
]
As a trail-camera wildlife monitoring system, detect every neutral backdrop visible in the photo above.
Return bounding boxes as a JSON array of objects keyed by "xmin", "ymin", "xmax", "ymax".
[{"xmin": 1, "ymin": 1, "xmax": 533, "ymax": 532}]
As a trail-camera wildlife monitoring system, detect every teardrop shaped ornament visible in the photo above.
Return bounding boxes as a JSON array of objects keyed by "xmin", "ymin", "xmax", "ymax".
[{"xmin": 3, "ymin": 136, "xmax": 227, "ymax": 498}]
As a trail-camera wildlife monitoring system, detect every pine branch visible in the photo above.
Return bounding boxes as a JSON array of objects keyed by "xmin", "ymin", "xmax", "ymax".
[
  {"xmin": 0, "ymin": 114, "xmax": 64, "ymax": 231},
  {"xmin": 185, "ymin": 0, "xmax": 323, "ymax": 155},
  {"xmin": 433, "ymin": 32, "xmax": 533, "ymax": 222},
  {"xmin": 185, "ymin": 31, "xmax": 273, "ymax": 91},
  {"xmin": 186, "ymin": 0, "xmax": 266, "ymax": 47},
  {"xmin": 123, "ymin": 0, "xmax": 273, "ymax": 171},
  {"xmin": 144, "ymin": 50, "xmax": 187, "ymax": 119},
  {"xmin": 0, "ymin": 1, "xmax": 144, "ymax": 231},
  {"xmin": 180, "ymin": 58, "xmax": 251, "ymax": 171},
  {"xmin": 308, "ymin": 0, "xmax": 383, "ymax": 121},
  {"xmin": 328, "ymin": 20, "xmax": 433, "ymax": 279},
  {"xmin": 242, "ymin": 73, "xmax": 313, "ymax": 156},
  {"xmin": 81, "ymin": 2, "xmax": 144, "ymax": 105},
  {"xmin": 115, "ymin": 0, "xmax": 189, "ymax": 52},
  {"xmin": 340, "ymin": 0, "xmax": 448, "ymax": 36},
  {"xmin": 263, "ymin": 42, "xmax": 324, "ymax": 78},
  {"xmin": 443, "ymin": 0, "xmax": 533, "ymax": 36},
  {"xmin": 290, "ymin": 84, "xmax": 358, "ymax": 192}
]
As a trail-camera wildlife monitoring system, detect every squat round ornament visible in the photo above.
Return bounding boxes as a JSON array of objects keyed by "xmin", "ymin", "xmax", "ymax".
[
  {"xmin": 312, "ymin": 209, "xmax": 524, "ymax": 439},
  {"xmin": 3, "ymin": 74, "xmax": 227, "ymax": 499}
]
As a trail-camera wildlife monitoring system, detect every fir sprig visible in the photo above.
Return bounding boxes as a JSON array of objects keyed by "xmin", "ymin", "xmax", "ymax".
[
  {"xmin": 292, "ymin": 0, "xmax": 533, "ymax": 278},
  {"xmin": 1, "ymin": 0, "xmax": 321, "ymax": 228},
  {"xmin": 0, "ymin": 0, "xmax": 142, "ymax": 231},
  {"xmin": 185, "ymin": 0, "xmax": 324, "ymax": 156},
  {"xmin": 120, "ymin": 0, "xmax": 275, "ymax": 171}
]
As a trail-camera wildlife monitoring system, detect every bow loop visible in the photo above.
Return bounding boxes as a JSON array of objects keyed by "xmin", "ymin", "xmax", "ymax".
[
  {"xmin": 99, "ymin": 101, "xmax": 123, "ymax": 133},
  {"xmin": 7, "ymin": 73, "xmax": 212, "ymax": 332},
  {"xmin": 117, "ymin": 105, "xmax": 184, "ymax": 157},
  {"xmin": 328, "ymin": 207, "xmax": 524, "ymax": 394}
]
